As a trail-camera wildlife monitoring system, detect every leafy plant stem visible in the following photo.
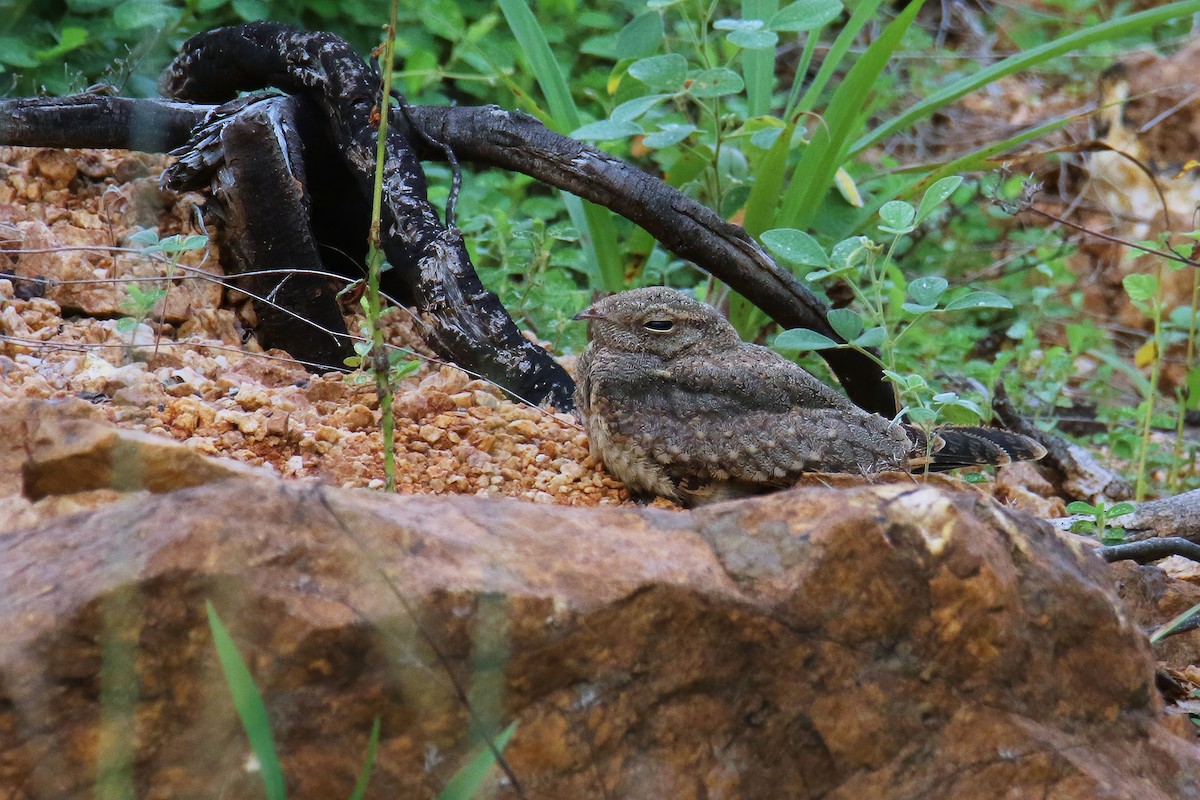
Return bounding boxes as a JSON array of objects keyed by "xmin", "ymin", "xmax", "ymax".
[
  {"xmin": 366, "ymin": 0, "xmax": 403, "ymax": 493},
  {"xmin": 1134, "ymin": 265, "xmax": 1166, "ymax": 501},
  {"xmin": 1170, "ymin": 264, "xmax": 1200, "ymax": 490}
]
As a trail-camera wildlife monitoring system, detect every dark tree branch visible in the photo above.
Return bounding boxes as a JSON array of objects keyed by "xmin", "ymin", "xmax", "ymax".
[
  {"xmin": 1099, "ymin": 537, "xmax": 1200, "ymax": 564},
  {"xmin": 0, "ymin": 23, "xmax": 895, "ymax": 413}
]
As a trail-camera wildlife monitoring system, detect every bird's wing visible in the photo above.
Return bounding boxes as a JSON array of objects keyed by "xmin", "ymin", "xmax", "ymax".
[{"xmin": 596, "ymin": 345, "xmax": 910, "ymax": 484}]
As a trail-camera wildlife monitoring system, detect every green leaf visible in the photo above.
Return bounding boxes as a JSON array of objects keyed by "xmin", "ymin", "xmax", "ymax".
[
  {"xmin": 851, "ymin": 326, "xmax": 886, "ymax": 349},
  {"xmin": 113, "ymin": 0, "xmax": 176, "ymax": 30},
  {"xmin": 1122, "ymin": 273, "xmax": 1159, "ymax": 304},
  {"xmin": 628, "ymin": 54, "xmax": 688, "ymax": 91},
  {"xmin": 686, "ymin": 68, "xmax": 744, "ymax": 98},
  {"xmin": 34, "ymin": 27, "xmax": 88, "ymax": 62},
  {"xmin": 770, "ymin": 0, "xmax": 843, "ymax": 31},
  {"xmin": 437, "ymin": 721, "xmax": 519, "ymax": 800},
  {"xmin": 878, "ymin": 200, "xmax": 915, "ymax": 234},
  {"xmin": 115, "ymin": 317, "xmax": 139, "ymax": 334},
  {"xmin": 760, "ymin": 228, "xmax": 827, "ymax": 267},
  {"xmin": 206, "ymin": 601, "xmax": 286, "ymax": 800},
  {"xmin": 827, "ymin": 308, "xmax": 863, "ymax": 341},
  {"xmin": 571, "ymin": 119, "xmax": 642, "ymax": 141},
  {"xmin": 907, "ymin": 276, "xmax": 947, "ymax": 306},
  {"xmin": 1106, "ymin": 502, "xmax": 1136, "ymax": 518},
  {"xmin": 727, "ymin": 28, "xmax": 778, "ymax": 48},
  {"xmin": 0, "ymin": 37, "xmax": 40, "ymax": 68},
  {"xmin": 941, "ymin": 291, "xmax": 1013, "ymax": 312},
  {"xmin": 126, "ymin": 228, "xmax": 160, "ymax": 247},
  {"xmin": 1150, "ymin": 601, "xmax": 1200, "ymax": 644},
  {"xmin": 775, "ymin": 328, "xmax": 839, "ymax": 351},
  {"xmin": 1065, "ymin": 501, "xmax": 1098, "ymax": 515},
  {"xmin": 231, "ymin": 0, "xmax": 269, "ymax": 20},
  {"xmin": 915, "ymin": 176, "xmax": 963, "ymax": 222},
  {"xmin": 615, "ymin": 12, "xmax": 664, "ymax": 60},
  {"xmin": 642, "ymin": 124, "xmax": 697, "ymax": 148},
  {"xmin": 611, "ymin": 93, "xmax": 670, "ymax": 123}
]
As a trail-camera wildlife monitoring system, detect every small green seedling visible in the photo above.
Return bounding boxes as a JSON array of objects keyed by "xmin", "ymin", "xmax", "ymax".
[{"xmin": 1066, "ymin": 500, "xmax": 1135, "ymax": 544}]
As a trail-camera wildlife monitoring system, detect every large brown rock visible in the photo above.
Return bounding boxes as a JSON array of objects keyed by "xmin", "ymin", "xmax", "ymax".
[{"xmin": 1, "ymin": 474, "xmax": 1198, "ymax": 799}]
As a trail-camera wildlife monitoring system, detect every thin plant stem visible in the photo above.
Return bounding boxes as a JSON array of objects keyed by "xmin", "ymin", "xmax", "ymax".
[
  {"xmin": 367, "ymin": 1, "xmax": 402, "ymax": 492},
  {"xmin": 1170, "ymin": 263, "xmax": 1200, "ymax": 490}
]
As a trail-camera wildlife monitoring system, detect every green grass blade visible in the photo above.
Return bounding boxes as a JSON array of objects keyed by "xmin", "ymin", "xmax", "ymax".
[
  {"xmin": 850, "ymin": 0, "xmax": 1200, "ymax": 158},
  {"xmin": 779, "ymin": 0, "xmax": 925, "ymax": 229},
  {"xmin": 498, "ymin": 0, "xmax": 623, "ymax": 291},
  {"xmin": 437, "ymin": 721, "xmax": 519, "ymax": 800},
  {"xmin": 1151, "ymin": 600, "xmax": 1200, "ymax": 644},
  {"xmin": 743, "ymin": 118, "xmax": 798, "ymax": 237},
  {"xmin": 742, "ymin": 0, "xmax": 779, "ymax": 117},
  {"xmin": 206, "ymin": 600, "xmax": 286, "ymax": 800},
  {"xmin": 347, "ymin": 717, "xmax": 382, "ymax": 800},
  {"xmin": 793, "ymin": 0, "xmax": 887, "ymax": 115}
]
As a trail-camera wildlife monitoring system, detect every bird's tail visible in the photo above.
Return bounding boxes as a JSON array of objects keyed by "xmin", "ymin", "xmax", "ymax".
[{"xmin": 903, "ymin": 425, "xmax": 1047, "ymax": 472}]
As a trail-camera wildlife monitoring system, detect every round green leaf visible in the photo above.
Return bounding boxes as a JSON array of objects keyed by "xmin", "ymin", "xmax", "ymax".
[
  {"xmin": 761, "ymin": 228, "xmax": 828, "ymax": 267},
  {"xmin": 616, "ymin": 13, "xmax": 664, "ymax": 60},
  {"xmin": 851, "ymin": 326, "xmax": 886, "ymax": 349},
  {"xmin": 907, "ymin": 276, "xmax": 947, "ymax": 306},
  {"xmin": 571, "ymin": 119, "xmax": 643, "ymax": 141},
  {"xmin": 775, "ymin": 328, "xmax": 839, "ymax": 352},
  {"xmin": 827, "ymin": 308, "xmax": 863, "ymax": 341},
  {"xmin": 643, "ymin": 124, "xmax": 698, "ymax": 148},
  {"xmin": 686, "ymin": 68, "xmax": 744, "ymax": 98},
  {"xmin": 728, "ymin": 29, "xmax": 778, "ymax": 49},
  {"xmin": 916, "ymin": 175, "xmax": 963, "ymax": 222},
  {"xmin": 878, "ymin": 200, "xmax": 915, "ymax": 234},
  {"xmin": 941, "ymin": 291, "xmax": 1012, "ymax": 312},
  {"xmin": 113, "ymin": 0, "xmax": 177, "ymax": 30},
  {"xmin": 629, "ymin": 54, "xmax": 688, "ymax": 91},
  {"xmin": 611, "ymin": 93, "xmax": 670, "ymax": 123},
  {"xmin": 770, "ymin": 0, "xmax": 843, "ymax": 31}
]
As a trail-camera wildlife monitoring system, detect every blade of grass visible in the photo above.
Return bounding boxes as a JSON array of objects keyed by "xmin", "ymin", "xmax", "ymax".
[
  {"xmin": 742, "ymin": 0, "xmax": 779, "ymax": 117},
  {"xmin": 437, "ymin": 721, "xmax": 520, "ymax": 800},
  {"xmin": 791, "ymin": 0, "xmax": 887, "ymax": 117},
  {"xmin": 779, "ymin": 0, "xmax": 925, "ymax": 230},
  {"xmin": 742, "ymin": 118, "xmax": 798, "ymax": 237},
  {"xmin": 498, "ymin": 0, "xmax": 624, "ymax": 291},
  {"xmin": 347, "ymin": 717, "xmax": 382, "ymax": 800},
  {"xmin": 850, "ymin": 0, "xmax": 1200, "ymax": 158},
  {"xmin": 1151, "ymin": 600, "xmax": 1200, "ymax": 644},
  {"xmin": 206, "ymin": 601, "xmax": 286, "ymax": 800}
]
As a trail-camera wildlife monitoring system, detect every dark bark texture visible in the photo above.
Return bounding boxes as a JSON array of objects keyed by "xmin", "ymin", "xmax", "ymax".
[{"xmin": 0, "ymin": 22, "xmax": 896, "ymax": 413}]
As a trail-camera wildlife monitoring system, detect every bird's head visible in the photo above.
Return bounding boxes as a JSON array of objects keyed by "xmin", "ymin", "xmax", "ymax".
[{"xmin": 574, "ymin": 287, "xmax": 741, "ymax": 358}]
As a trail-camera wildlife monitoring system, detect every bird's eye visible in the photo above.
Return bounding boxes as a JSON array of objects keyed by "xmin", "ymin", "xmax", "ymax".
[{"xmin": 643, "ymin": 319, "xmax": 674, "ymax": 332}]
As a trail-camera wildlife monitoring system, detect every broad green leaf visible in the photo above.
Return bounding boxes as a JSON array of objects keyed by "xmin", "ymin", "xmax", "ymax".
[
  {"xmin": 915, "ymin": 176, "xmax": 963, "ymax": 222},
  {"xmin": 643, "ymin": 124, "xmax": 697, "ymax": 148},
  {"xmin": 1065, "ymin": 500, "xmax": 1098, "ymax": 515},
  {"xmin": 1107, "ymin": 502, "xmax": 1136, "ymax": 517},
  {"xmin": 714, "ymin": 17, "xmax": 765, "ymax": 30},
  {"xmin": 611, "ymin": 93, "xmax": 670, "ymax": 123},
  {"xmin": 761, "ymin": 228, "xmax": 828, "ymax": 267},
  {"xmin": 206, "ymin": 601, "xmax": 286, "ymax": 800},
  {"xmin": 907, "ymin": 276, "xmax": 947, "ymax": 306},
  {"xmin": 231, "ymin": 0, "xmax": 269, "ymax": 20},
  {"xmin": 437, "ymin": 722, "xmax": 519, "ymax": 800},
  {"xmin": 113, "ymin": 0, "xmax": 177, "ymax": 30},
  {"xmin": 571, "ymin": 119, "xmax": 642, "ymax": 140},
  {"xmin": 941, "ymin": 291, "xmax": 1012, "ymax": 311},
  {"xmin": 615, "ymin": 13, "xmax": 664, "ymax": 60},
  {"xmin": 775, "ymin": 328, "xmax": 839, "ymax": 351},
  {"xmin": 901, "ymin": 302, "xmax": 936, "ymax": 315},
  {"xmin": 126, "ymin": 228, "xmax": 160, "ymax": 247},
  {"xmin": 34, "ymin": 27, "xmax": 88, "ymax": 62},
  {"xmin": 0, "ymin": 37, "xmax": 39, "ymax": 68},
  {"xmin": 770, "ymin": 0, "xmax": 843, "ymax": 31},
  {"xmin": 827, "ymin": 308, "xmax": 863, "ymax": 341},
  {"xmin": 878, "ymin": 200, "xmax": 915, "ymax": 234},
  {"xmin": 830, "ymin": 236, "xmax": 871, "ymax": 269},
  {"xmin": 852, "ymin": 325, "xmax": 886, "ymax": 349},
  {"xmin": 115, "ymin": 317, "xmax": 139, "ymax": 334},
  {"xmin": 728, "ymin": 28, "xmax": 778, "ymax": 48},
  {"xmin": 1122, "ymin": 273, "xmax": 1159, "ymax": 304},
  {"xmin": 742, "ymin": 0, "xmax": 779, "ymax": 116},
  {"xmin": 629, "ymin": 54, "xmax": 688, "ymax": 90},
  {"xmin": 686, "ymin": 68, "xmax": 744, "ymax": 97}
]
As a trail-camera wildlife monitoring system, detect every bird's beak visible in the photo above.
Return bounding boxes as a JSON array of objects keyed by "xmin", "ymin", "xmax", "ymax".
[{"xmin": 572, "ymin": 307, "xmax": 606, "ymax": 322}]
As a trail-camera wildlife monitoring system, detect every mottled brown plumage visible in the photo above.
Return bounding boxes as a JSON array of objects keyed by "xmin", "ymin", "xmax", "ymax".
[{"xmin": 573, "ymin": 287, "xmax": 1046, "ymax": 507}]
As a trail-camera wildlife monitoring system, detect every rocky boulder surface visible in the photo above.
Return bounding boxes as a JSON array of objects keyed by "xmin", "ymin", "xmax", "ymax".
[{"xmin": 2, "ymin": 426, "xmax": 1198, "ymax": 799}]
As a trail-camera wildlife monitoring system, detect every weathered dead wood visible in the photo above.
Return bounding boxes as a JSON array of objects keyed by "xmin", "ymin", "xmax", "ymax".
[
  {"xmin": 992, "ymin": 383, "xmax": 1133, "ymax": 503},
  {"xmin": 1099, "ymin": 537, "xmax": 1200, "ymax": 564},
  {"xmin": 0, "ymin": 22, "xmax": 895, "ymax": 413}
]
